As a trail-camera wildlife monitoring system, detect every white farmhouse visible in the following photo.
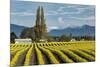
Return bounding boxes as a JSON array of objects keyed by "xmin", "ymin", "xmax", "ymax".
[
  {"xmin": 39, "ymin": 39, "xmax": 47, "ymax": 43},
  {"xmin": 15, "ymin": 39, "xmax": 32, "ymax": 44},
  {"xmin": 70, "ymin": 38, "xmax": 76, "ymax": 42}
]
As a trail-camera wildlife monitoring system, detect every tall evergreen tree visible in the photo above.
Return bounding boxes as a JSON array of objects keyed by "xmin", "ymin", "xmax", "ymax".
[
  {"xmin": 41, "ymin": 6, "xmax": 48, "ymax": 39},
  {"xmin": 34, "ymin": 6, "xmax": 41, "ymax": 40},
  {"xmin": 34, "ymin": 6, "xmax": 48, "ymax": 41}
]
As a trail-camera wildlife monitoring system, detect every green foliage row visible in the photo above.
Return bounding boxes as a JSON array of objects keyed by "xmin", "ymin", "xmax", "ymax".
[
  {"xmin": 35, "ymin": 44, "xmax": 45, "ymax": 65},
  {"xmin": 10, "ymin": 46, "xmax": 30, "ymax": 66},
  {"xmin": 71, "ymin": 49, "xmax": 95, "ymax": 61},
  {"xmin": 24, "ymin": 45, "xmax": 33, "ymax": 65},
  {"xmin": 45, "ymin": 47, "xmax": 74, "ymax": 63},
  {"xmin": 61, "ymin": 49, "xmax": 88, "ymax": 62},
  {"xmin": 79, "ymin": 49, "xmax": 95, "ymax": 57},
  {"xmin": 39, "ymin": 46, "xmax": 59, "ymax": 64}
]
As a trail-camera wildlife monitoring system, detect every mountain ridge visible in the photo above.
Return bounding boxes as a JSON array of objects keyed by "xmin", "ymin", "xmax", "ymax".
[
  {"xmin": 49, "ymin": 25, "xmax": 95, "ymax": 36},
  {"xmin": 10, "ymin": 24, "xmax": 28, "ymax": 37},
  {"xmin": 10, "ymin": 24, "xmax": 95, "ymax": 37}
]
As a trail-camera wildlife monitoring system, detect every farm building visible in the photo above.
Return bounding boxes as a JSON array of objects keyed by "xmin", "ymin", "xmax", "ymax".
[
  {"xmin": 39, "ymin": 39, "xmax": 47, "ymax": 43},
  {"xmin": 70, "ymin": 38, "xmax": 76, "ymax": 42},
  {"xmin": 15, "ymin": 39, "xmax": 32, "ymax": 44}
]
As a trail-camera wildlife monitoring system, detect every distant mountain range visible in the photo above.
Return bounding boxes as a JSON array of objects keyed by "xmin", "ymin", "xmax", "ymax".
[
  {"xmin": 10, "ymin": 24, "xmax": 28, "ymax": 37},
  {"xmin": 49, "ymin": 25, "xmax": 95, "ymax": 36},
  {"xmin": 11, "ymin": 24, "xmax": 95, "ymax": 37}
]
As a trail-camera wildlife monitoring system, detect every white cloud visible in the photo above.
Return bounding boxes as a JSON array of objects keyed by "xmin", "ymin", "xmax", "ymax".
[
  {"xmin": 57, "ymin": 6, "xmax": 84, "ymax": 15},
  {"xmin": 57, "ymin": 17, "xmax": 72, "ymax": 29},
  {"xmin": 45, "ymin": 5, "xmax": 94, "ymax": 16},
  {"xmin": 11, "ymin": 12, "xmax": 36, "ymax": 16},
  {"xmin": 57, "ymin": 5, "xmax": 94, "ymax": 15},
  {"xmin": 69, "ymin": 15, "xmax": 95, "ymax": 21},
  {"xmin": 45, "ymin": 9, "xmax": 78, "ymax": 16},
  {"xmin": 47, "ymin": 26, "xmax": 59, "ymax": 32},
  {"xmin": 11, "ymin": 12, "xmax": 35, "ymax": 16},
  {"xmin": 45, "ymin": 11, "xmax": 58, "ymax": 16},
  {"xmin": 49, "ymin": 26, "xmax": 59, "ymax": 29},
  {"xmin": 58, "ymin": 17, "xmax": 64, "ymax": 23}
]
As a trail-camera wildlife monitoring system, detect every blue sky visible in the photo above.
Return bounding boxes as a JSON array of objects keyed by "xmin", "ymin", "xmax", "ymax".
[{"xmin": 11, "ymin": 0, "xmax": 95, "ymax": 31}]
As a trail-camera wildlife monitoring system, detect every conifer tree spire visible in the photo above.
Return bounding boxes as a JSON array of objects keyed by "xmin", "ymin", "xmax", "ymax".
[
  {"xmin": 41, "ymin": 6, "xmax": 47, "ymax": 39},
  {"xmin": 34, "ymin": 6, "xmax": 48, "ymax": 41}
]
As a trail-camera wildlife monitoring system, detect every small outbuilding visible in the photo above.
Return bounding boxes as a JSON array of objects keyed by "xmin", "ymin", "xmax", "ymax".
[
  {"xmin": 39, "ymin": 39, "xmax": 47, "ymax": 43},
  {"xmin": 70, "ymin": 38, "xmax": 76, "ymax": 42}
]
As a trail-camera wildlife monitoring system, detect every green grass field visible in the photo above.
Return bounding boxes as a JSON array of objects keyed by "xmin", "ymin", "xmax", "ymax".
[{"xmin": 10, "ymin": 41, "xmax": 95, "ymax": 66}]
